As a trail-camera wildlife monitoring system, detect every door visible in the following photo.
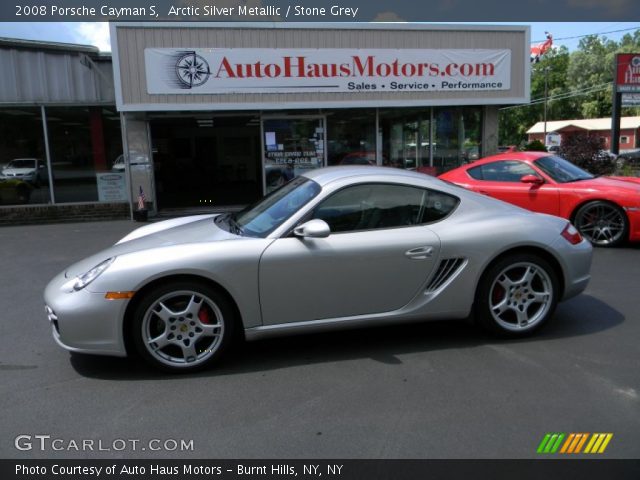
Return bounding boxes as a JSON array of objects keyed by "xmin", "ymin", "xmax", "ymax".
[
  {"xmin": 467, "ymin": 160, "xmax": 560, "ymax": 216},
  {"xmin": 150, "ymin": 115, "xmax": 261, "ymax": 208},
  {"xmin": 259, "ymin": 183, "xmax": 443, "ymax": 325},
  {"xmin": 380, "ymin": 111, "xmax": 431, "ymax": 171}
]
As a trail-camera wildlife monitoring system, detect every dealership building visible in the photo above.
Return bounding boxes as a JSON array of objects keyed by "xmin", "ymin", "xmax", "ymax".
[{"xmin": 1, "ymin": 23, "xmax": 529, "ymax": 217}]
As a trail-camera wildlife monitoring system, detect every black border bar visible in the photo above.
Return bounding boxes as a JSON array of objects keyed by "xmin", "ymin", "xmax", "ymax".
[
  {"xmin": 3, "ymin": 0, "xmax": 640, "ymax": 22},
  {"xmin": 5, "ymin": 459, "xmax": 640, "ymax": 480}
]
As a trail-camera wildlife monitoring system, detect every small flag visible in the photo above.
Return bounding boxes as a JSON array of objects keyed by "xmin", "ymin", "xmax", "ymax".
[
  {"xmin": 531, "ymin": 32, "xmax": 553, "ymax": 63},
  {"xmin": 137, "ymin": 186, "xmax": 146, "ymax": 211}
]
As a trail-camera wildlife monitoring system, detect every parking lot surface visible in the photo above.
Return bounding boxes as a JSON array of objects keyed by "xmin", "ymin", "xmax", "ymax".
[{"xmin": 0, "ymin": 219, "xmax": 639, "ymax": 459}]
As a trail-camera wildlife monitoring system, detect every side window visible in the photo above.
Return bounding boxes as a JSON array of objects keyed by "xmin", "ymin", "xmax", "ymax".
[
  {"xmin": 313, "ymin": 183, "xmax": 459, "ymax": 233},
  {"xmin": 468, "ymin": 161, "xmax": 537, "ymax": 182}
]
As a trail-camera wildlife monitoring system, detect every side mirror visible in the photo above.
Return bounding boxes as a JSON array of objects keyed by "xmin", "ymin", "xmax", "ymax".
[
  {"xmin": 293, "ymin": 219, "xmax": 331, "ymax": 239},
  {"xmin": 520, "ymin": 174, "xmax": 544, "ymax": 185}
]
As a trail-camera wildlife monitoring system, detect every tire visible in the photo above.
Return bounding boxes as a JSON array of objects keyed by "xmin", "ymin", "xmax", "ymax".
[
  {"xmin": 131, "ymin": 281, "xmax": 236, "ymax": 373},
  {"xmin": 573, "ymin": 201, "xmax": 628, "ymax": 248},
  {"xmin": 475, "ymin": 253, "xmax": 559, "ymax": 337}
]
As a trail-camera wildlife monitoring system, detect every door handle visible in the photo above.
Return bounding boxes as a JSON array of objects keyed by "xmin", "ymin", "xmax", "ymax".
[{"xmin": 405, "ymin": 246, "xmax": 434, "ymax": 260}]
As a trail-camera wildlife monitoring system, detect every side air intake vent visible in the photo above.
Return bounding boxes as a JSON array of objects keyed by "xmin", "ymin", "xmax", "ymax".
[{"xmin": 425, "ymin": 258, "xmax": 465, "ymax": 293}]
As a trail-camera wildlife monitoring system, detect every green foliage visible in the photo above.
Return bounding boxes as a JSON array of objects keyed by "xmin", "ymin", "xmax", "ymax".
[
  {"xmin": 499, "ymin": 31, "xmax": 640, "ymax": 145},
  {"xmin": 523, "ymin": 139, "xmax": 547, "ymax": 151}
]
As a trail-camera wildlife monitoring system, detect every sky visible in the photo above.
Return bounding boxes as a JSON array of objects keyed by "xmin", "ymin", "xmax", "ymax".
[{"xmin": 0, "ymin": 22, "xmax": 638, "ymax": 53}]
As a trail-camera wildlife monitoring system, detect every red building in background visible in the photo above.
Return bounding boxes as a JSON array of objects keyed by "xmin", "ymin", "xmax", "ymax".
[{"xmin": 527, "ymin": 116, "xmax": 640, "ymax": 152}]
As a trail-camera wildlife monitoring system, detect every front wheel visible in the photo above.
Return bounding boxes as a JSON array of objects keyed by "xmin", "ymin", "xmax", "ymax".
[
  {"xmin": 475, "ymin": 254, "xmax": 559, "ymax": 337},
  {"xmin": 573, "ymin": 201, "xmax": 628, "ymax": 248},
  {"xmin": 131, "ymin": 281, "xmax": 235, "ymax": 373}
]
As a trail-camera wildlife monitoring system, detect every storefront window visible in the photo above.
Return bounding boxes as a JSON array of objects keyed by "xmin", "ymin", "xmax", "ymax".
[
  {"xmin": 46, "ymin": 107, "xmax": 123, "ymax": 203},
  {"xmin": 380, "ymin": 108, "xmax": 432, "ymax": 172},
  {"xmin": 263, "ymin": 117, "xmax": 325, "ymax": 194},
  {"xmin": 0, "ymin": 108, "xmax": 50, "ymax": 205},
  {"xmin": 433, "ymin": 107, "xmax": 482, "ymax": 174},
  {"xmin": 326, "ymin": 109, "xmax": 376, "ymax": 166}
]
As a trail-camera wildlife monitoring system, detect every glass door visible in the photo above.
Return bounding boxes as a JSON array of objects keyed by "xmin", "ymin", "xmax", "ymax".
[
  {"xmin": 380, "ymin": 109, "xmax": 432, "ymax": 174},
  {"xmin": 262, "ymin": 116, "xmax": 326, "ymax": 194}
]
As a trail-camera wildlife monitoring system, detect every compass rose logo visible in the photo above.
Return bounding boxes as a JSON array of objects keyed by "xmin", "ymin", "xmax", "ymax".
[{"xmin": 175, "ymin": 52, "xmax": 211, "ymax": 88}]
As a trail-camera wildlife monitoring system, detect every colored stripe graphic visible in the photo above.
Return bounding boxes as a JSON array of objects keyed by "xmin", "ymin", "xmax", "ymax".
[
  {"xmin": 574, "ymin": 433, "xmax": 589, "ymax": 453},
  {"xmin": 537, "ymin": 433, "xmax": 565, "ymax": 453},
  {"xmin": 539, "ymin": 433, "xmax": 613, "ymax": 454},
  {"xmin": 559, "ymin": 433, "xmax": 575, "ymax": 453},
  {"xmin": 584, "ymin": 433, "xmax": 613, "ymax": 454},
  {"xmin": 537, "ymin": 434, "xmax": 552, "ymax": 453}
]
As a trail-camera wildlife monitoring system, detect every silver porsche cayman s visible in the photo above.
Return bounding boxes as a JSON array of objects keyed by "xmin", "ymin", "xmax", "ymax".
[{"xmin": 45, "ymin": 166, "xmax": 592, "ymax": 372}]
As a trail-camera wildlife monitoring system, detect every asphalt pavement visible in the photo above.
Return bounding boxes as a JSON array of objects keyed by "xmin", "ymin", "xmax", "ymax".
[{"xmin": 0, "ymin": 219, "xmax": 638, "ymax": 459}]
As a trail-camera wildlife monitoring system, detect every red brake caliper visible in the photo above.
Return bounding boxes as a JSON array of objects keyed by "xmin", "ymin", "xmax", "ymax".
[{"xmin": 198, "ymin": 307, "xmax": 211, "ymax": 324}]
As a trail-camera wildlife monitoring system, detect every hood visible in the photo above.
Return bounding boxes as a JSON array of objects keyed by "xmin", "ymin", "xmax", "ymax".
[
  {"xmin": 64, "ymin": 214, "xmax": 237, "ymax": 278},
  {"xmin": 606, "ymin": 175, "xmax": 640, "ymax": 186},
  {"xmin": 572, "ymin": 176, "xmax": 640, "ymax": 193}
]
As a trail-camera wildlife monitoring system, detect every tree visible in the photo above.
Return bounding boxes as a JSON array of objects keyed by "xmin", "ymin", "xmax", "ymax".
[
  {"xmin": 499, "ymin": 46, "xmax": 574, "ymax": 145},
  {"xmin": 566, "ymin": 35, "xmax": 617, "ymax": 119}
]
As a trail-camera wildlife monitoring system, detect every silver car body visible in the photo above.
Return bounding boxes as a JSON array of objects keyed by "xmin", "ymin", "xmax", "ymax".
[{"xmin": 44, "ymin": 167, "xmax": 592, "ymax": 357}]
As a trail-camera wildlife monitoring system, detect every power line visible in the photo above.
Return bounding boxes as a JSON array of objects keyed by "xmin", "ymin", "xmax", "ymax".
[
  {"xmin": 529, "ymin": 82, "xmax": 612, "ymax": 103},
  {"xmin": 499, "ymin": 83, "xmax": 611, "ymax": 111},
  {"xmin": 531, "ymin": 26, "xmax": 640, "ymax": 44}
]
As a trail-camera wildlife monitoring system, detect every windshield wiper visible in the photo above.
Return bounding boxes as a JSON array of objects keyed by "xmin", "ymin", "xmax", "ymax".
[{"xmin": 227, "ymin": 214, "xmax": 245, "ymax": 236}]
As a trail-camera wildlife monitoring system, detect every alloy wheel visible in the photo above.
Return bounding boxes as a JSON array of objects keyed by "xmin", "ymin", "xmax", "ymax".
[
  {"xmin": 574, "ymin": 203, "xmax": 626, "ymax": 246},
  {"xmin": 141, "ymin": 290, "xmax": 225, "ymax": 368},
  {"xmin": 489, "ymin": 262, "xmax": 553, "ymax": 332}
]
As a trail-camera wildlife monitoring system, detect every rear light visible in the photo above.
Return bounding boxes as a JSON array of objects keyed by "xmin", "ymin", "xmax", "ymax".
[{"xmin": 561, "ymin": 223, "xmax": 583, "ymax": 245}]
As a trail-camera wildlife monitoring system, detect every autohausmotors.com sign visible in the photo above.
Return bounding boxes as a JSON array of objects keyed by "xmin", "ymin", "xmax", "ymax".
[{"xmin": 145, "ymin": 48, "xmax": 511, "ymax": 94}]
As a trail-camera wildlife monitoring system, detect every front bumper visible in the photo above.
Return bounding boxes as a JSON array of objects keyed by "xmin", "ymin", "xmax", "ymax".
[
  {"xmin": 624, "ymin": 207, "xmax": 640, "ymax": 242},
  {"xmin": 44, "ymin": 271, "xmax": 129, "ymax": 357},
  {"xmin": 1, "ymin": 173, "xmax": 35, "ymax": 182}
]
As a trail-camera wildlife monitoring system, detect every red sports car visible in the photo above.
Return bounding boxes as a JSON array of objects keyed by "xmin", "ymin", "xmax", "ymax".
[{"xmin": 439, "ymin": 151, "xmax": 640, "ymax": 247}]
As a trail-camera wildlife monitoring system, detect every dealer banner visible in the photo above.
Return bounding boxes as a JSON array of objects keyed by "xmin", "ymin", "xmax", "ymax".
[{"xmin": 145, "ymin": 48, "xmax": 511, "ymax": 94}]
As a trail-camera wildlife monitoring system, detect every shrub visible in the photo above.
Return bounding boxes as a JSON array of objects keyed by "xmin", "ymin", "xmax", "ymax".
[
  {"xmin": 523, "ymin": 139, "xmax": 547, "ymax": 151},
  {"xmin": 557, "ymin": 133, "xmax": 616, "ymax": 176}
]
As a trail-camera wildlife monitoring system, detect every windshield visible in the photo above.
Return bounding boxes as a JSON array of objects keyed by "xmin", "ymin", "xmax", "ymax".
[
  {"xmin": 230, "ymin": 176, "xmax": 321, "ymax": 238},
  {"xmin": 533, "ymin": 155, "xmax": 594, "ymax": 183},
  {"xmin": 6, "ymin": 159, "xmax": 36, "ymax": 169}
]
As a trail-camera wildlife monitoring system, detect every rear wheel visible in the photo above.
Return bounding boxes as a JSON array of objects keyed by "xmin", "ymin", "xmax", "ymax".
[
  {"xmin": 573, "ymin": 201, "xmax": 628, "ymax": 248},
  {"xmin": 132, "ymin": 281, "xmax": 235, "ymax": 373},
  {"xmin": 475, "ymin": 254, "xmax": 559, "ymax": 337}
]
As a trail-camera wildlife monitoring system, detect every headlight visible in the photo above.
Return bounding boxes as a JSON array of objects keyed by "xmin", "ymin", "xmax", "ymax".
[{"xmin": 73, "ymin": 257, "xmax": 115, "ymax": 291}]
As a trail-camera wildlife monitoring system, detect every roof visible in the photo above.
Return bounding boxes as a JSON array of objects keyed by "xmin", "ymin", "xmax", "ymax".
[
  {"xmin": 527, "ymin": 116, "xmax": 640, "ymax": 134},
  {"xmin": 302, "ymin": 165, "xmax": 441, "ymax": 187},
  {"xmin": 0, "ymin": 37, "xmax": 106, "ymax": 56},
  {"xmin": 462, "ymin": 151, "xmax": 550, "ymax": 166}
]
